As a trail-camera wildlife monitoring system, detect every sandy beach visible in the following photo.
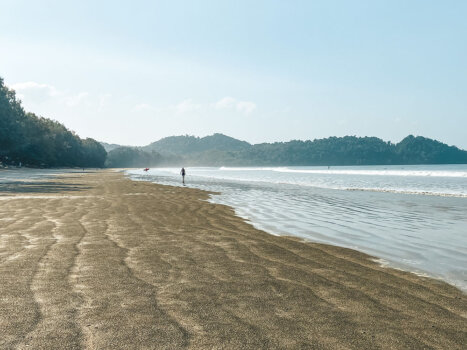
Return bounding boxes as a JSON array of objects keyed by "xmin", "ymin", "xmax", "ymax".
[{"xmin": 0, "ymin": 170, "xmax": 465, "ymax": 349}]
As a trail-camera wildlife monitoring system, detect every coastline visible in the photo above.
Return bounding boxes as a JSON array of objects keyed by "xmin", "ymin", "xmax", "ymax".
[
  {"xmin": 128, "ymin": 166, "xmax": 467, "ymax": 292},
  {"xmin": 0, "ymin": 170, "xmax": 465, "ymax": 349}
]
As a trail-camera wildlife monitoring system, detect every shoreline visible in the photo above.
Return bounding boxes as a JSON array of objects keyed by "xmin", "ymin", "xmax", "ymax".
[
  {"xmin": 1, "ymin": 170, "xmax": 466, "ymax": 349},
  {"xmin": 124, "ymin": 169, "xmax": 467, "ymax": 293}
]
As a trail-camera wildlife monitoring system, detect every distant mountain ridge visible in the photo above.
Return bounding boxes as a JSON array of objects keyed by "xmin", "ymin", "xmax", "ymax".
[
  {"xmin": 5, "ymin": 73, "xmax": 464, "ymax": 169},
  {"xmin": 143, "ymin": 133, "xmax": 251, "ymax": 155},
  {"xmin": 100, "ymin": 142, "xmax": 125, "ymax": 152},
  {"xmin": 102, "ymin": 133, "xmax": 467, "ymax": 167}
]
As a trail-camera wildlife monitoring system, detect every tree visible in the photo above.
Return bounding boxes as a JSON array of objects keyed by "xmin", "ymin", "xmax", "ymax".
[{"xmin": 0, "ymin": 77, "xmax": 107, "ymax": 167}]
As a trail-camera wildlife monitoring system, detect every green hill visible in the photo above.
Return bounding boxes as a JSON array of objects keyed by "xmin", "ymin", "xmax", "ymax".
[
  {"xmin": 138, "ymin": 134, "xmax": 467, "ymax": 167},
  {"xmin": 3, "ymin": 75, "xmax": 466, "ymax": 168},
  {"xmin": 143, "ymin": 133, "xmax": 251, "ymax": 155},
  {"xmin": 0, "ymin": 77, "xmax": 106, "ymax": 168},
  {"xmin": 100, "ymin": 141, "xmax": 125, "ymax": 152}
]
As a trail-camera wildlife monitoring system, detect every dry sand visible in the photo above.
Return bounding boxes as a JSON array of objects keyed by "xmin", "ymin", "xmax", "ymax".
[{"xmin": 0, "ymin": 170, "xmax": 465, "ymax": 349}]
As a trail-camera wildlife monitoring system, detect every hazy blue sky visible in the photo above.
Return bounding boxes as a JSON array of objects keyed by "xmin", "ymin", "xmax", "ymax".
[{"xmin": 1, "ymin": 0, "xmax": 466, "ymax": 148}]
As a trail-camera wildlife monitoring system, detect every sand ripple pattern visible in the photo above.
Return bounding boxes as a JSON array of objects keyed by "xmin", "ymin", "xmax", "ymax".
[{"xmin": 0, "ymin": 171, "xmax": 465, "ymax": 349}]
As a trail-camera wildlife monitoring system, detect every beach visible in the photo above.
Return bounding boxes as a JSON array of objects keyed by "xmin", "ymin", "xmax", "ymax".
[
  {"xmin": 129, "ymin": 165, "xmax": 467, "ymax": 291},
  {"xmin": 0, "ymin": 170, "xmax": 466, "ymax": 349}
]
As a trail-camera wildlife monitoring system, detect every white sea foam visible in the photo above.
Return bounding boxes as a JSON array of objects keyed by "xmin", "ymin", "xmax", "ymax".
[
  {"xmin": 219, "ymin": 166, "xmax": 287, "ymax": 171},
  {"xmin": 220, "ymin": 166, "xmax": 467, "ymax": 178},
  {"xmin": 343, "ymin": 187, "xmax": 467, "ymax": 198},
  {"xmin": 273, "ymin": 168, "xmax": 467, "ymax": 178}
]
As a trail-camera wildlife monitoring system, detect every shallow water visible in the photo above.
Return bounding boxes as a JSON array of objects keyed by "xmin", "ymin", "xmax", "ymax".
[
  {"xmin": 0, "ymin": 168, "xmax": 76, "ymax": 183},
  {"xmin": 127, "ymin": 165, "xmax": 467, "ymax": 291}
]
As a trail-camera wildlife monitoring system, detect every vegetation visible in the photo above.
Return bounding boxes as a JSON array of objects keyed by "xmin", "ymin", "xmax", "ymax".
[
  {"xmin": 105, "ymin": 147, "xmax": 165, "ymax": 168},
  {"xmin": 0, "ymin": 77, "xmax": 106, "ymax": 167},
  {"xmin": 394, "ymin": 135, "xmax": 467, "ymax": 164},
  {"xmin": 143, "ymin": 133, "xmax": 250, "ymax": 155},
  {"xmin": 130, "ymin": 134, "xmax": 467, "ymax": 167},
  {"xmin": 100, "ymin": 141, "xmax": 125, "ymax": 152},
  {"xmin": 2, "ymin": 77, "xmax": 466, "ymax": 168}
]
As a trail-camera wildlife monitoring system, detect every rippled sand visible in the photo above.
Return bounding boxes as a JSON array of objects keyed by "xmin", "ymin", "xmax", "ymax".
[{"xmin": 0, "ymin": 170, "xmax": 465, "ymax": 349}]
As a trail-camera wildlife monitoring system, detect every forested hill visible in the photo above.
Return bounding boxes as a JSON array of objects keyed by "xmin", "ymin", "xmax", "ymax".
[
  {"xmin": 2, "ymin": 75, "xmax": 466, "ymax": 168},
  {"xmin": 236, "ymin": 135, "xmax": 467, "ymax": 166},
  {"xmin": 100, "ymin": 141, "xmax": 124, "ymax": 152},
  {"xmin": 131, "ymin": 134, "xmax": 467, "ymax": 167},
  {"xmin": 0, "ymin": 78, "xmax": 106, "ymax": 167},
  {"xmin": 143, "ymin": 133, "xmax": 251, "ymax": 155}
]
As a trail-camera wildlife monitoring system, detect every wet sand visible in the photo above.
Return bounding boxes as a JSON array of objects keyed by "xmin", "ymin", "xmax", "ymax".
[{"xmin": 0, "ymin": 170, "xmax": 465, "ymax": 349}]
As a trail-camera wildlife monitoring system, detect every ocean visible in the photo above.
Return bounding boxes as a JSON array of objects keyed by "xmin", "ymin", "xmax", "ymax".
[{"xmin": 127, "ymin": 164, "xmax": 467, "ymax": 291}]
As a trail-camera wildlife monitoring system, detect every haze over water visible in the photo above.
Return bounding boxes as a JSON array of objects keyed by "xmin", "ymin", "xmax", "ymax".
[{"xmin": 128, "ymin": 164, "xmax": 467, "ymax": 291}]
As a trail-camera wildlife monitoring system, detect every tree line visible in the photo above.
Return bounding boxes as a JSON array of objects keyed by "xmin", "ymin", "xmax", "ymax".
[
  {"xmin": 0, "ymin": 77, "xmax": 106, "ymax": 168},
  {"xmin": 2, "ymin": 76, "xmax": 466, "ymax": 168},
  {"xmin": 116, "ymin": 133, "xmax": 467, "ymax": 167}
]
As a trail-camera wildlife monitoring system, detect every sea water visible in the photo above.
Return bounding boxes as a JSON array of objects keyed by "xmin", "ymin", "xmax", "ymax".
[
  {"xmin": 0, "ymin": 168, "xmax": 71, "ymax": 183},
  {"xmin": 128, "ymin": 165, "xmax": 467, "ymax": 291}
]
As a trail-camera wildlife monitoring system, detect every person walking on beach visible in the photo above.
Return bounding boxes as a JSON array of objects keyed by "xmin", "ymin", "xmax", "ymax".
[{"xmin": 180, "ymin": 167, "xmax": 186, "ymax": 184}]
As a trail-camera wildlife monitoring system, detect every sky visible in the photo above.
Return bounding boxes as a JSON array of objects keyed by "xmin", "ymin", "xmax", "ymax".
[{"xmin": 1, "ymin": 0, "xmax": 466, "ymax": 148}]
